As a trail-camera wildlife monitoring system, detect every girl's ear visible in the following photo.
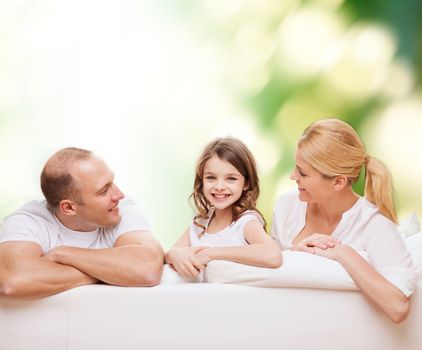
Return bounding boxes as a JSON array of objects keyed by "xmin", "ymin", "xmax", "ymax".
[
  {"xmin": 243, "ymin": 182, "xmax": 249, "ymax": 191},
  {"xmin": 332, "ymin": 176, "xmax": 348, "ymax": 191}
]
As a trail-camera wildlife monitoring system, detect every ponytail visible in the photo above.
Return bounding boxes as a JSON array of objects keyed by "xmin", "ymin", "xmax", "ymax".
[{"xmin": 364, "ymin": 156, "xmax": 398, "ymax": 224}]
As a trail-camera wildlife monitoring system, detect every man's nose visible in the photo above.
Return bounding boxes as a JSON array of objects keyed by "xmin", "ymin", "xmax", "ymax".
[{"xmin": 111, "ymin": 184, "xmax": 124, "ymax": 200}]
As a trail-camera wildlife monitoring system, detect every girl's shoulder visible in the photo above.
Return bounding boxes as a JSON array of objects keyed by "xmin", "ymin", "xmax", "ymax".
[{"xmin": 234, "ymin": 210, "xmax": 265, "ymax": 228}]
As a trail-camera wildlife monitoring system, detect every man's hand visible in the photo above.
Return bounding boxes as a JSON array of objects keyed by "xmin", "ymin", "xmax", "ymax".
[{"xmin": 43, "ymin": 246, "xmax": 70, "ymax": 263}]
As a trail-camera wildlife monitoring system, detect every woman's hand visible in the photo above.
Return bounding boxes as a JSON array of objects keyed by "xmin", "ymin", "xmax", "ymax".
[
  {"xmin": 165, "ymin": 246, "xmax": 208, "ymax": 277},
  {"xmin": 292, "ymin": 233, "xmax": 341, "ymax": 254},
  {"xmin": 313, "ymin": 243, "xmax": 352, "ymax": 261}
]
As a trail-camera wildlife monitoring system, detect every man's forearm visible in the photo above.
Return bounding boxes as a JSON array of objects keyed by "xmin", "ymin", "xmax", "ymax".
[
  {"xmin": 47, "ymin": 244, "xmax": 164, "ymax": 287},
  {"xmin": 1, "ymin": 258, "xmax": 97, "ymax": 298}
]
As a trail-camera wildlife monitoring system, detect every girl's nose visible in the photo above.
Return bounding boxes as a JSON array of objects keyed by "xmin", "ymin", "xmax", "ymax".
[{"xmin": 214, "ymin": 179, "xmax": 226, "ymax": 190}]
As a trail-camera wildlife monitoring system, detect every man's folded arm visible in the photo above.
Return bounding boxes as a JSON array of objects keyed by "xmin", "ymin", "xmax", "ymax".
[
  {"xmin": 44, "ymin": 231, "xmax": 164, "ymax": 287},
  {"xmin": 0, "ymin": 241, "xmax": 98, "ymax": 298}
]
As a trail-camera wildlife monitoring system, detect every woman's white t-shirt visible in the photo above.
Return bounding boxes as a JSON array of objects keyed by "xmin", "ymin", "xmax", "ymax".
[{"xmin": 270, "ymin": 190, "xmax": 416, "ymax": 296}]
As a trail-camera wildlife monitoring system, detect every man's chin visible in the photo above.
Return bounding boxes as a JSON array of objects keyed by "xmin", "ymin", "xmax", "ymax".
[{"xmin": 103, "ymin": 214, "xmax": 122, "ymax": 228}]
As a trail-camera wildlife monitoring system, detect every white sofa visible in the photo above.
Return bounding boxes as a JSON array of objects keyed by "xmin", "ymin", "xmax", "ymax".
[
  {"xmin": 1, "ymin": 216, "xmax": 421, "ymax": 350},
  {"xmin": 1, "ymin": 269, "xmax": 421, "ymax": 350}
]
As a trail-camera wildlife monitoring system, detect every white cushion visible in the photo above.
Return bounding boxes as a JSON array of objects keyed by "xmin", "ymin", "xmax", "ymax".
[
  {"xmin": 405, "ymin": 232, "xmax": 422, "ymax": 281},
  {"xmin": 205, "ymin": 250, "xmax": 358, "ymax": 290},
  {"xmin": 398, "ymin": 213, "xmax": 422, "ymax": 281},
  {"xmin": 398, "ymin": 212, "xmax": 421, "ymax": 237}
]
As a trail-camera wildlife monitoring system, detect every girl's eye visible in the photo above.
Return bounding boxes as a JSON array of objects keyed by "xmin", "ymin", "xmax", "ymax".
[
  {"xmin": 205, "ymin": 176, "xmax": 215, "ymax": 180},
  {"xmin": 227, "ymin": 177, "xmax": 237, "ymax": 181},
  {"xmin": 299, "ymin": 171, "xmax": 307, "ymax": 177}
]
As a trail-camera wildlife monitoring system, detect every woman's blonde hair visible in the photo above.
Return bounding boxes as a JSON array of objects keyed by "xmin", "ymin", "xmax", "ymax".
[
  {"xmin": 298, "ymin": 118, "xmax": 397, "ymax": 223},
  {"xmin": 191, "ymin": 137, "xmax": 267, "ymax": 233}
]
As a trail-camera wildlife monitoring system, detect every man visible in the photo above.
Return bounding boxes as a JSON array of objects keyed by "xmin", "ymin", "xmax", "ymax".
[{"xmin": 0, "ymin": 147, "xmax": 164, "ymax": 298}]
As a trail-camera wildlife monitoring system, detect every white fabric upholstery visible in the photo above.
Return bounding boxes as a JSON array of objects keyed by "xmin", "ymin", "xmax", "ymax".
[{"xmin": 1, "ymin": 282, "xmax": 421, "ymax": 350}]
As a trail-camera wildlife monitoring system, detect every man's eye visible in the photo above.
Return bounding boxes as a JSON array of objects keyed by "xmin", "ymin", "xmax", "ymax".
[{"xmin": 100, "ymin": 187, "xmax": 109, "ymax": 195}]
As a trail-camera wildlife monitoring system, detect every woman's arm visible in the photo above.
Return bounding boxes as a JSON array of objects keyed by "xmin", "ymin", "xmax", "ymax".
[
  {"xmin": 314, "ymin": 244, "xmax": 410, "ymax": 323},
  {"xmin": 165, "ymin": 228, "xmax": 207, "ymax": 277},
  {"xmin": 195, "ymin": 220, "xmax": 282, "ymax": 268}
]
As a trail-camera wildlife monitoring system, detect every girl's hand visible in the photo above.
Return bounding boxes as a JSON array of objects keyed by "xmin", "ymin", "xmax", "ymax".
[
  {"xmin": 166, "ymin": 246, "xmax": 208, "ymax": 277},
  {"xmin": 292, "ymin": 233, "xmax": 341, "ymax": 254},
  {"xmin": 194, "ymin": 248, "xmax": 213, "ymax": 266}
]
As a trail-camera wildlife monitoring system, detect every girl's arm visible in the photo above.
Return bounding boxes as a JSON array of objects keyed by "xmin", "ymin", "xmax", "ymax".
[
  {"xmin": 195, "ymin": 220, "xmax": 282, "ymax": 268},
  {"xmin": 165, "ymin": 228, "xmax": 207, "ymax": 277},
  {"xmin": 314, "ymin": 244, "xmax": 410, "ymax": 323}
]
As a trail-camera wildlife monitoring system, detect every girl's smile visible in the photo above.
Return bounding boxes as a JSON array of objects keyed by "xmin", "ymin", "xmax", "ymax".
[{"xmin": 203, "ymin": 155, "xmax": 247, "ymax": 210}]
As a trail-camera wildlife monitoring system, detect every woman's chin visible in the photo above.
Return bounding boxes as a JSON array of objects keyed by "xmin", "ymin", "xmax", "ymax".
[{"xmin": 298, "ymin": 191, "xmax": 310, "ymax": 202}]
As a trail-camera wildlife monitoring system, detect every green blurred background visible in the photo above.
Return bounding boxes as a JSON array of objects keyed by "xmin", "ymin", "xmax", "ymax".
[{"xmin": 1, "ymin": 0, "xmax": 421, "ymax": 248}]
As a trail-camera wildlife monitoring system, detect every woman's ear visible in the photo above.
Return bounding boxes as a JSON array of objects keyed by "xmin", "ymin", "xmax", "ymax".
[
  {"xmin": 332, "ymin": 176, "xmax": 348, "ymax": 191},
  {"xmin": 58, "ymin": 199, "xmax": 77, "ymax": 216}
]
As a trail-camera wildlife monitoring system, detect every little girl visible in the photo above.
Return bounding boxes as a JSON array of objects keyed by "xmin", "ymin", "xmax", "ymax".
[{"xmin": 165, "ymin": 137, "xmax": 282, "ymax": 278}]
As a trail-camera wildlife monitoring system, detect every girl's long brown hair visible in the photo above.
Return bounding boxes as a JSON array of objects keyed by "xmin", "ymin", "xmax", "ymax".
[{"xmin": 190, "ymin": 137, "xmax": 267, "ymax": 233}]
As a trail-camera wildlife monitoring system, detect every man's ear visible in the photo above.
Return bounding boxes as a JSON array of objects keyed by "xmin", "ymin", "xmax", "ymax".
[
  {"xmin": 58, "ymin": 199, "xmax": 77, "ymax": 216},
  {"xmin": 332, "ymin": 176, "xmax": 348, "ymax": 191}
]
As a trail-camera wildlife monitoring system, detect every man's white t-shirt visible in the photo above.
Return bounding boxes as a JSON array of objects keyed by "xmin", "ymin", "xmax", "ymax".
[
  {"xmin": 271, "ymin": 190, "xmax": 416, "ymax": 296},
  {"xmin": 0, "ymin": 197, "xmax": 151, "ymax": 253}
]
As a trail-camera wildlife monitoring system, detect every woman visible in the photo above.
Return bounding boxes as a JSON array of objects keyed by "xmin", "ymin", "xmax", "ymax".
[{"xmin": 271, "ymin": 118, "xmax": 415, "ymax": 323}]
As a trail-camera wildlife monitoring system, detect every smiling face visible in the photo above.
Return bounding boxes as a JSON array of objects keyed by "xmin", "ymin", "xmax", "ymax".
[
  {"xmin": 69, "ymin": 156, "xmax": 124, "ymax": 231},
  {"xmin": 202, "ymin": 155, "xmax": 247, "ymax": 211},
  {"xmin": 290, "ymin": 150, "xmax": 334, "ymax": 204}
]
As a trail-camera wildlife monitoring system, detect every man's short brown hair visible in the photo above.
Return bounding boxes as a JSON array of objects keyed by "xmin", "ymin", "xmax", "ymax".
[{"xmin": 40, "ymin": 147, "xmax": 92, "ymax": 208}]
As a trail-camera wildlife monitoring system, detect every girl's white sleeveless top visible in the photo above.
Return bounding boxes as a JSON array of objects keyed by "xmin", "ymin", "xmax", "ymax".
[{"xmin": 189, "ymin": 210, "xmax": 264, "ymax": 247}]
